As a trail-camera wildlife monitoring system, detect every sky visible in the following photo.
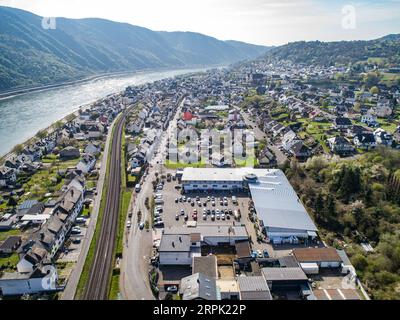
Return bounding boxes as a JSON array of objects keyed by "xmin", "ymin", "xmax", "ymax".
[{"xmin": 1, "ymin": 0, "xmax": 399, "ymax": 46}]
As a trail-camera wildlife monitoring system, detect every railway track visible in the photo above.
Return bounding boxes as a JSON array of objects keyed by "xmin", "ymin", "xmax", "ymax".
[{"xmin": 82, "ymin": 110, "xmax": 128, "ymax": 300}]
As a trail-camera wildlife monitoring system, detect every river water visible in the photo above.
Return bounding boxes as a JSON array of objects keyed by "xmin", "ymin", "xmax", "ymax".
[{"xmin": 0, "ymin": 68, "xmax": 200, "ymax": 156}]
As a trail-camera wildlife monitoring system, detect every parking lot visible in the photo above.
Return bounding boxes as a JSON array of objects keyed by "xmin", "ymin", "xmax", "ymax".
[
  {"xmin": 57, "ymin": 224, "xmax": 88, "ymax": 263},
  {"xmin": 152, "ymin": 169, "xmax": 300, "ymax": 261},
  {"xmin": 156, "ymin": 177, "xmax": 252, "ymax": 229}
]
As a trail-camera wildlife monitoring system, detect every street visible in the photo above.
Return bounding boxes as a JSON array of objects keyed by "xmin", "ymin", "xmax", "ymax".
[
  {"xmin": 241, "ymin": 111, "xmax": 288, "ymax": 165},
  {"xmin": 119, "ymin": 99, "xmax": 183, "ymax": 300}
]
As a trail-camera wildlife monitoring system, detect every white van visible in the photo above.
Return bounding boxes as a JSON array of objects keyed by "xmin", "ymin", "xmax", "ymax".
[{"xmin": 232, "ymin": 196, "xmax": 238, "ymax": 205}]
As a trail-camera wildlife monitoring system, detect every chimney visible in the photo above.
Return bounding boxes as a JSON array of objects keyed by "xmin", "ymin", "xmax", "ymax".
[
  {"xmin": 179, "ymin": 237, "xmax": 182, "ymax": 243},
  {"xmin": 172, "ymin": 242, "xmax": 175, "ymax": 248},
  {"xmin": 71, "ymin": 189, "xmax": 74, "ymax": 197}
]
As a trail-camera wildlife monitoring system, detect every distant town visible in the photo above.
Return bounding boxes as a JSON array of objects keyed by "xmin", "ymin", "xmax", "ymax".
[{"xmin": 0, "ymin": 54, "xmax": 399, "ymax": 301}]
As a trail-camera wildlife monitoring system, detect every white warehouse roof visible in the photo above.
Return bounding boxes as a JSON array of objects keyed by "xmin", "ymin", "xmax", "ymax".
[
  {"xmin": 181, "ymin": 167, "xmax": 273, "ymax": 182},
  {"xmin": 248, "ymin": 170, "xmax": 318, "ymax": 232}
]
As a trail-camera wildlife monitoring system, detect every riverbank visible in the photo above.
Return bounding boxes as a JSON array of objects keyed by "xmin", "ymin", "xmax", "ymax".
[
  {"xmin": 0, "ymin": 65, "xmax": 208, "ymax": 102},
  {"xmin": 0, "ymin": 67, "xmax": 209, "ymax": 158}
]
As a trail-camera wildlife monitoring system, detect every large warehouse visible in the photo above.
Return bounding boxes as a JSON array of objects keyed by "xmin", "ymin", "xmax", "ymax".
[
  {"xmin": 247, "ymin": 170, "xmax": 318, "ymax": 244},
  {"xmin": 180, "ymin": 168, "xmax": 318, "ymax": 244}
]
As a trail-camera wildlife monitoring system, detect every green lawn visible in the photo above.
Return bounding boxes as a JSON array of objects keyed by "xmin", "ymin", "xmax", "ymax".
[
  {"xmin": 234, "ymin": 156, "xmax": 258, "ymax": 168},
  {"xmin": 109, "ymin": 272, "xmax": 121, "ymax": 300},
  {"xmin": 18, "ymin": 157, "xmax": 80, "ymax": 203},
  {"xmin": 0, "ymin": 229, "xmax": 21, "ymax": 242},
  {"xmin": 377, "ymin": 119, "xmax": 398, "ymax": 133},
  {"xmin": 0, "ymin": 253, "xmax": 19, "ymax": 269},
  {"xmin": 165, "ymin": 160, "xmax": 207, "ymax": 169}
]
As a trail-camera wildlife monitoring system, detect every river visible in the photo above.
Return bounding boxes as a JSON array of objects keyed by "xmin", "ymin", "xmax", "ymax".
[{"xmin": 0, "ymin": 68, "xmax": 202, "ymax": 157}]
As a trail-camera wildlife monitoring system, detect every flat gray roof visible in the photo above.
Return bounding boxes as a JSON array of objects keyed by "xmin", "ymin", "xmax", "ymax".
[
  {"xmin": 238, "ymin": 276, "xmax": 272, "ymax": 300},
  {"xmin": 163, "ymin": 224, "xmax": 248, "ymax": 239},
  {"xmin": 159, "ymin": 234, "xmax": 190, "ymax": 252},
  {"xmin": 262, "ymin": 267, "xmax": 308, "ymax": 282},
  {"xmin": 249, "ymin": 170, "xmax": 318, "ymax": 232}
]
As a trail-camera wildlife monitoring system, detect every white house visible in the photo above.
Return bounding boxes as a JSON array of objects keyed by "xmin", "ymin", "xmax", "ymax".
[
  {"xmin": 159, "ymin": 234, "xmax": 201, "ymax": 266},
  {"xmin": 361, "ymin": 113, "xmax": 377, "ymax": 125}
]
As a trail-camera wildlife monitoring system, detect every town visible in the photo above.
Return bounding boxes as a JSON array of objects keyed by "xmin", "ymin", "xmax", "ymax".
[{"xmin": 0, "ymin": 57, "xmax": 399, "ymax": 300}]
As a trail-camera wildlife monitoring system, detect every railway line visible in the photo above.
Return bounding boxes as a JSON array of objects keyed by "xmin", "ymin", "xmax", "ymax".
[{"xmin": 82, "ymin": 110, "xmax": 128, "ymax": 300}]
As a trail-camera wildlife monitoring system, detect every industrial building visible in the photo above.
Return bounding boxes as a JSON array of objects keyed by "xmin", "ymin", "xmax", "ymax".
[
  {"xmin": 159, "ymin": 225, "xmax": 248, "ymax": 266},
  {"xmin": 180, "ymin": 168, "xmax": 319, "ymax": 244}
]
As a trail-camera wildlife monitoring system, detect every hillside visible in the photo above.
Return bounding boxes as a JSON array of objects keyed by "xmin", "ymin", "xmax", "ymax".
[
  {"xmin": 262, "ymin": 34, "xmax": 400, "ymax": 67},
  {"xmin": 0, "ymin": 6, "xmax": 268, "ymax": 91}
]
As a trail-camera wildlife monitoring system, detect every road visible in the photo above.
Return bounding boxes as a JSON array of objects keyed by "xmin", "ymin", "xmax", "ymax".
[
  {"xmin": 241, "ymin": 112, "xmax": 288, "ymax": 165},
  {"xmin": 120, "ymin": 99, "xmax": 183, "ymax": 300},
  {"xmin": 61, "ymin": 116, "xmax": 118, "ymax": 300},
  {"xmin": 82, "ymin": 110, "xmax": 128, "ymax": 300}
]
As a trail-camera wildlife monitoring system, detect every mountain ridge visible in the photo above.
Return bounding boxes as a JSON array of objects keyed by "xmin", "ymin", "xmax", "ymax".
[
  {"xmin": 261, "ymin": 34, "xmax": 400, "ymax": 66},
  {"xmin": 0, "ymin": 6, "xmax": 269, "ymax": 91}
]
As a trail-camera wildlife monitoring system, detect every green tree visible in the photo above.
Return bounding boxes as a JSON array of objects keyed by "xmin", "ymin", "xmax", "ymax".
[{"xmin": 370, "ymin": 86, "xmax": 380, "ymax": 95}]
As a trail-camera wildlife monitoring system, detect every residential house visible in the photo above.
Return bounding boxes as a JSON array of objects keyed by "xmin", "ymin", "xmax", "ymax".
[
  {"xmin": 289, "ymin": 141, "xmax": 311, "ymax": 160},
  {"xmin": 59, "ymin": 147, "xmax": 80, "ymax": 160},
  {"xmin": 0, "ymin": 167, "xmax": 17, "ymax": 187},
  {"xmin": 76, "ymin": 154, "xmax": 96, "ymax": 174},
  {"xmin": 361, "ymin": 112, "xmax": 378, "ymax": 125},
  {"xmin": 0, "ymin": 236, "xmax": 22, "ymax": 254},
  {"xmin": 374, "ymin": 128, "xmax": 393, "ymax": 146},
  {"xmin": 354, "ymin": 133, "xmax": 377, "ymax": 150},
  {"xmin": 327, "ymin": 136, "xmax": 355, "ymax": 155},
  {"xmin": 258, "ymin": 148, "xmax": 277, "ymax": 168},
  {"xmin": 334, "ymin": 117, "xmax": 352, "ymax": 130},
  {"xmin": 84, "ymin": 142, "xmax": 101, "ymax": 156}
]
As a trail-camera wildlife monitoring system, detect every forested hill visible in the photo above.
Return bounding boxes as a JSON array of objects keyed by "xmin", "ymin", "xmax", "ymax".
[
  {"xmin": 0, "ymin": 6, "xmax": 268, "ymax": 91},
  {"xmin": 262, "ymin": 34, "xmax": 400, "ymax": 66}
]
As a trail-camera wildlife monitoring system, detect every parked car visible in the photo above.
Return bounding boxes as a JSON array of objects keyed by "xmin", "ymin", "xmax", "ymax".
[
  {"xmin": 166, "ymin": 286, "xmax": 178, "ymax": 293},
  {"xmin": 75, "ymin": 217, "xmax": 87, "ymax": 224},
  {"xmin": 139, "ymin": 222, "xmax": 145, "ymax": 230},
  {"xmin": 175, "ymin": 214, "xmax": 179, "ymax": 221},
  {"xmin": 72, "ymin": 237, "xmax": 81, "ymax": 244},
  {"xmin": 154, "ymin": 221, "xmax": 164, "ymax": 228},
  {"xmin": 203, "ymin": 214, "xmax": 207, "ymax": 221},
  {"xmin": 126, "ymin": 221, "xmax": 132, "ymax": 228},
  {"xmin": 263, "ymin": 249, "xmax": 269, "ymax": 258},
  {"xmin": 71, "ymin": 227, "xmax": 81, "ymax": 235}
]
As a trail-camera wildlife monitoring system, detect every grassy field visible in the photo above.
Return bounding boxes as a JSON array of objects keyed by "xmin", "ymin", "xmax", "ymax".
[
  {"xmin": 165, "ymin": 160, "xmax": 207, "ymax": 169},
  {"xmin": 109, "ymin": 272, "xmax": 121, "ymax": 300},
  {"xmin": 234, "ymin": 156, "xmax": 258, "ymax": 167},
  {"xmin": 0, "ymin": 253, "xmax": 19, "ymax": 270},
  {"xmin": 0, "ymin": 229, "xmax": 21, "ymax": 242}
]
